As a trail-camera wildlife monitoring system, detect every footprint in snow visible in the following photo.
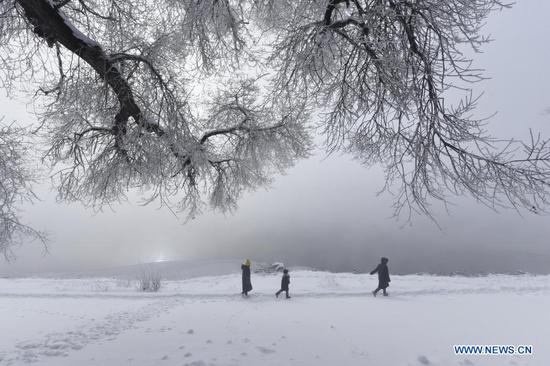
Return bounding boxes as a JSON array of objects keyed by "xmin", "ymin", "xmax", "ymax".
[
  {"xmin": 243, "ymin": 338, "xmax": 250, "ymax": 343},
  {"xmin": 184, "ymin": 352, "xmax": 192, "ymax": 358},
  {"xmin": 183, "ymin": 361, "xmax": 206, "ymax": 366},
  {"xmin": 257, "ymin": 346, "xmax": 276, "ymax": 355},
  {"xmin": 187, "ymin": 329, "xmax": 195, "ymax": 335},
  {"xmin": 161, "ymin": 355, "xmax": 168, "ymax": 360},
  {"xmin": 417, "ymin": 355, "xmax": 430, "ymax": 365},
  {"xmin": 206, "ymin": 339, "xmax": 213, "ymax": 344}
]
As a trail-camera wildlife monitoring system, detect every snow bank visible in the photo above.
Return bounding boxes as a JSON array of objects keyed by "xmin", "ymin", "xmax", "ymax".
[{"xmin": 0, "ymin": 271, "xmax": 548, "ymax": 366}]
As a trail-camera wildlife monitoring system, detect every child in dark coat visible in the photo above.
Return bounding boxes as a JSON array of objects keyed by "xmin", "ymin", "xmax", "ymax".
[
  {"xmin": 370, "ymin": 257, "xmax": 390, "ymax": 297},
  {"xmin": 275, "ymin": 269, "xmax": 291, "ymax": 299}
]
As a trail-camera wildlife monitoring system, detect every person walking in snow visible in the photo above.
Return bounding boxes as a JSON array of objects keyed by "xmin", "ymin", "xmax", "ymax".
[
  {"xmin": 241, "ymin": 259, "xmax": 253, "ymax": 297},
  {"xmin": 275, "ymin": 269, "xmax": 291, "ymax": 299},
  {"xmin": 370, "ymin": 257, "xmax": 391, "ymax": 297}
]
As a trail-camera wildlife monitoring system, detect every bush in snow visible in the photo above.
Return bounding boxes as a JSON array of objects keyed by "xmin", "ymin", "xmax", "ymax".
[
  {"xmin": 270, "ymin": 263, "xmax": 285, "ymax": 273},
  {"xmin": 90, "ymin": 280, "xmax": 110, "ymax": 292},
  {"xmin": 137, "ymin": 267, "xmax": 162, "ymax": 292},
  {"xmin": 254, "ymin": 262, "xmax": 285, "ymax": 274}
]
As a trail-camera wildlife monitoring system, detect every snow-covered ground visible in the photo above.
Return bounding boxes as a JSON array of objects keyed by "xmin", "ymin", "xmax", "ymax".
[{"xmin": 0, "ymin": 266, "xmax": 548, "ymax": 366}]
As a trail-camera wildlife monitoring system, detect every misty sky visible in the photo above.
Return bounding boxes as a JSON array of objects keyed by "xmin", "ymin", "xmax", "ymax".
[{"xmin": 1, "ymin": 1, "xmax": 549, "ymax": 276}]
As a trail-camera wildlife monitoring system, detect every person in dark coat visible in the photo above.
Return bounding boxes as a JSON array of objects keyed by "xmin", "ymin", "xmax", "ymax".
[
  {"xmin": 241, "ymin": 259, "xmax": 253, "ymax": 296},
  {"xmin": 370, "ymin": 257, "xmax": 390, "ymax": 297},
  {"xmin": 275, "ymin": 269, "xmax": 291, "ymax": 299}
]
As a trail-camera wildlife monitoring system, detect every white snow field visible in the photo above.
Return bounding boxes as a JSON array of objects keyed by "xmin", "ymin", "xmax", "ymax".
[{"xmin": 0, "ymin": 264, "xmax": 548, "ymax": 366}]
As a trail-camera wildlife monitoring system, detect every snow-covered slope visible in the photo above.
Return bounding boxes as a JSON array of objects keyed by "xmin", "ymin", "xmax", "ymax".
[{"xmin": 1, "ymin": 270, "xmax": 548, "ymax": 366}]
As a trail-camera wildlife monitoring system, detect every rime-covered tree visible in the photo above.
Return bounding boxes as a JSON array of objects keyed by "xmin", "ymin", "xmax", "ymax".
[
  {"xmin": 260, "ymin": 0, "xmax": 550, "ymax": 218},
  {"xmin": 0, "ymin": 0, "xmax": 549, "ymax": 256},
  {"xmin": 0, "ymin": 121, "xmax": 45, "ymax": 259}
]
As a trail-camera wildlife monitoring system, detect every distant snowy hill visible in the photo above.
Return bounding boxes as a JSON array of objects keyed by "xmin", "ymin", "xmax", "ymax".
[
  {"xmin": 0, "ymin": 259, "xmax": 292, "ymax": 280},
  {"xmin": 61, "ymin": 259, "xmax": 246, "ymax": 280}
]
